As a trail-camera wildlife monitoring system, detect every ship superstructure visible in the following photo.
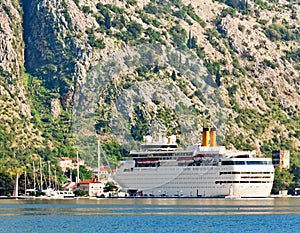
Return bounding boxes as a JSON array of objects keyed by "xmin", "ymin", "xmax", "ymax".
[{"xmin": 112, "ymin": 129, "xmax": 274, "ymax": 198}]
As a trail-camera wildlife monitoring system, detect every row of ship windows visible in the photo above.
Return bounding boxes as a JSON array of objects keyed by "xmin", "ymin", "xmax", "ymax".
[
  {"xmin": 221, "ymin": 161, "xmax": 272, "ymax": 165},
  {"xmin": 131, "ymin": 177, "xmax": 221, "ymax": 180},
  {"xmin": 161, "ymin": 186, "xmax": 215, "ymax": 189},
  {"xmin": 220, "ymin": 171, "xmax": 274, "ymax": 175},
  {"xmin": 128, "ymin": 180, "xmax": 216, "ymax": 185},
  {"xmin": 216, "ymin": 181, "xmax": 273, "ymax": 184},
  {"xmin": 169, "ymin": 181, "xmax": 216, "ymax": 185},
  {"xmin": 128, "ymin": 172, "xmax": 218, "ymax": 176},
  {"xmin": 134, "ymin": 167, "xmax": 220, "ymax": 171},
  {"xmin": 129, "ymin": 177, "xmax": 272, "ymax": 184},
  {"xmin": 241, "ymin": 176, "xmax": 271, "ymax": 179},
  {"xmin": 129, "ymin": 176, "xmax": 272, "ymax": 180},
  {"xmin": 130, "ymin": 180, "xmax": 216, "ymax": 185}
]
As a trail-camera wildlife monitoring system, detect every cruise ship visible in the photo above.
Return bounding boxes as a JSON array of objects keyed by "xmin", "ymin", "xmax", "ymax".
[{"xmin": 112, "ymin": 128, "xmax": 274, "ymax": 198}]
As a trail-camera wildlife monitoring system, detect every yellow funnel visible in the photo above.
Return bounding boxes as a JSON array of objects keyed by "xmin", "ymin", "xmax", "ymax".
[
  {"xmin": 202, "ymin": 128, "xmax": 209, "ymax": 147},
  {"xmin": 210, "ymin": 128, "xmax": 217, "ymax": 147}
]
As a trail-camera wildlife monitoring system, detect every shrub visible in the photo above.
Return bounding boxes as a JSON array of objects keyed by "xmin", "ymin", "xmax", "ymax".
[
  {"xmin": 262, "ymin": 59, "xmax": 279, "ymax": 69},
  {"xmin": 74, "ymin": 189, "xmax": 86, "ymax": 197},
  {"xmin": 88, "ymin": 34, "xmax": 105, "ymax": 49},
  {"xmin": 169, "ymin": 25, "xmax": 187, "ymax": 48},
  {"xmin": 82, "ymin": 5, "xmax": 92, "ymax": 14},
  {"xmin": 126, "ymin": 21, "xmax": 143, "ymax": 39}
]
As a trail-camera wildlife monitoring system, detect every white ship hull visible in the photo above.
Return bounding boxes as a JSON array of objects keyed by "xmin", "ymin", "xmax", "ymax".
[
  {"xmin": 113, "ymin": 131, "xmax": 274, "ymax": 198},
  {"xmin": 113, "ymin": 159, "xmax": 274, "ymax": 198}
]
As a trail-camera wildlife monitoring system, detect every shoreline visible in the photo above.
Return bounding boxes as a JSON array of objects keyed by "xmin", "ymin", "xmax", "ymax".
[{"xmin": 1, "ymin": 195, "xmax": 298, "ymax": 200}]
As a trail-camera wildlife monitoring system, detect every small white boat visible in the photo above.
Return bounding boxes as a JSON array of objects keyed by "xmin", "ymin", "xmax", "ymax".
[{"xmin": 52, "ymin": 190, "xmax": 75, "ymax": 199}]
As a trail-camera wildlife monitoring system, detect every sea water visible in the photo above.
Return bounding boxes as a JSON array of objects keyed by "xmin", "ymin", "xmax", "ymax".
[{"xmin": 0, "ymin": 197, "xmax": 299, "ymax": 233}]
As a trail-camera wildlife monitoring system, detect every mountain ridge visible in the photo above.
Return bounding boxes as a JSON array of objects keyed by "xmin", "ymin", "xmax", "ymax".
[{"xmin": 0, "ymin": 0, "xmax": 299, "ymax": 189}]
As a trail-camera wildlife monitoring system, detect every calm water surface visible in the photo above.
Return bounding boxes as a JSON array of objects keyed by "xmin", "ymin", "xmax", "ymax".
[{"xmin": 0, "ymin": 197, "xmax": 300, "ymax": 232}]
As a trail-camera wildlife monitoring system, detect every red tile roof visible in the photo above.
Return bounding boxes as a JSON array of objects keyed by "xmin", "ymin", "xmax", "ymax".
[{"xmin": 77, "ymin": 179, "xmax": 102, "ymax": 184}]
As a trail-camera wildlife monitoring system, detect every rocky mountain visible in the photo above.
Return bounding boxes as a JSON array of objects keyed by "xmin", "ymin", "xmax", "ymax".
[
  {"xmin": 0, "ymin": 0, "xmax": 45, "ymax": 176},
  {"xmin": 0, "ymin": 0, "xmax": 299, "ymax": 180}
]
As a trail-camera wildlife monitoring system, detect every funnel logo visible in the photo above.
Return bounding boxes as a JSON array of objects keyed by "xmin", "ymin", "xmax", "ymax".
[{"xmin": 72, "ymin": 44, "xmax": 226, "ymax": 166}]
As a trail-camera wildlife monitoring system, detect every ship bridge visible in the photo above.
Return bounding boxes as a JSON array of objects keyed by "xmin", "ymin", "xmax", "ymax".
[{"xmin": 224, "ymin": 150, "xmax": 256, "ymax": 158}]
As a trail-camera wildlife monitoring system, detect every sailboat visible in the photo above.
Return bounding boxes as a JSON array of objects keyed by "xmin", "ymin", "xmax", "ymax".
[
  {"xmin": 24, "ymin": 161, "xmax": 38, "ymax": 197},
  {"xmin": 13, "ymin": 174, "xmax": 19, "ymax": 198}
]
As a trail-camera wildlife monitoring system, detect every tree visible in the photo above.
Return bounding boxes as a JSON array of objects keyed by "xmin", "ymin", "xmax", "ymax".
[
  {"xmin": 170, "ymin": 25, "xmax": 187, "ymax": 48},
  {"xmin": 104, "ymin": 182, "xmax": 118, "ymax": 192},
  {"xmin": 187, "ymin": 31, "xmax": 197, "ymax": 49},
  {"xmin": 0, "ymin": 173, "xmax": 14, "ymax": 196},
  {"xmin": 225, "ymin": 0, "xmax": 247, "ymax": 12},
  {"xmin": 73, "ymin": 189, "xmax": 86, "ymax": 197},
  {"xmin": 272, "ymin": 167, "xmax": 293, "ymax": 194},
  {"xmin": 126, "ymin": 21, "xmax": 143, "ymax": 39},
  {"xmin": 104, "ymin": 12, "xmax": 111, "ymax": 29},
  {"xmin": 289, "ymin": 155, "xmax": 300, "ymax": 192},
  {"xmin": 101, "ymin": 140, "xmax": 129, "ymax": 166},
  {"xmin": 171, "ymin": 70, "xmax": 176, "ymax": 81},
  {"xmin": 71, "ymin": 165, "xmax": 93, "ymax": 181}
]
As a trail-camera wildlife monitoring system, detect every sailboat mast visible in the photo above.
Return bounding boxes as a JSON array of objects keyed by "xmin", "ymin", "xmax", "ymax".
[
  {"xmin": 76, "ymin": 151, "xmax": 79, "ymax": 183},
  {"xmin": 13, "ymin": 174, "xmax": 19, "ymax": 197},
  {"xmin": 54, "ymin": 169, "xmax": 57, "ymax": 190},
  {"xmin": 98, "ymin": 140, "xmax": 100, "ymax": 181},
  {"xmin": 33, "ymin": 161, "xmax": 36, "ymax": 190},
  {"xmin": 24, "ymin": 170, "xmax": 27, "ymax": 195},
  {"xmin": 48, "ymin": 161, "xmax": 51, "ymax": 188},
  {"xmin": 40, "ymin": 157, "xmax": 43, "ymax": 190}
]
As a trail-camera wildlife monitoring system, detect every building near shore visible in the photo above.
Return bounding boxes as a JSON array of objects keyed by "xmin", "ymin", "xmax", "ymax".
[
  {"xmin": 76, "ymin": 179, "xmax": 104, "ymax": 197},
  {"xmin": 58, "ymin": 157, "xmax": 85, "ymax": 172},
  {"xmin": 272, "ymin": 150, "xmax": 290, "ymax": 171}
]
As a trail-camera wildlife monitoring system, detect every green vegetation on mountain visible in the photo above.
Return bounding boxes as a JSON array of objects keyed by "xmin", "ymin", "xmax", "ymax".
[{"xmin": 0, "ymin": 0, "xmax": 299, "ymax": 195}]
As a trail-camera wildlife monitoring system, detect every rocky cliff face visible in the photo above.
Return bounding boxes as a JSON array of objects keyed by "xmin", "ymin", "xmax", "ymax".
[
  {"xmin": 0, "ymin": 0, "xmax": 43, "ymax": 168},
  {"xmin": 0, "ymin": 0, "xmax": 299, "ymax": 168}
]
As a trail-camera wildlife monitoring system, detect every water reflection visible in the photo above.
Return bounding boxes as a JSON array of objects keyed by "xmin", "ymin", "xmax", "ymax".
[{"xmin": 1, "ymin": 197, "xmax": 300, "ymax": 216}]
